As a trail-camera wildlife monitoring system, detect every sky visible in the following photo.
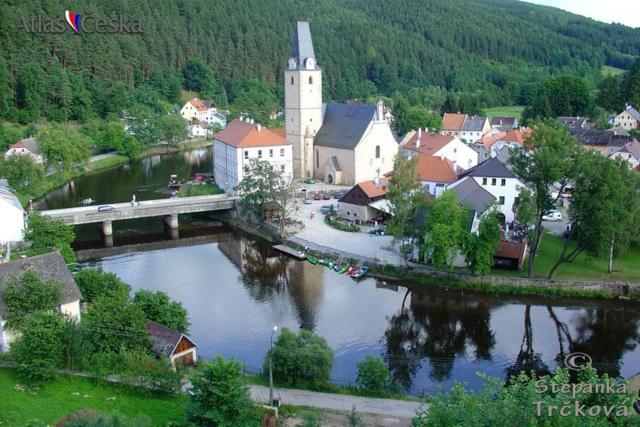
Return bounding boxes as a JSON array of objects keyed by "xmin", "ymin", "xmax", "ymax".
[{"xmin": 523, "ymin": 0, "xmax": 640, "ymax": 28}]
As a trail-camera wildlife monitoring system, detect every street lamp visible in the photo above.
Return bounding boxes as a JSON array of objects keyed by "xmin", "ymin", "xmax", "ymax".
[{"xmin": 269, "ymin": 325, "xmax": 278, "ymax": 406}]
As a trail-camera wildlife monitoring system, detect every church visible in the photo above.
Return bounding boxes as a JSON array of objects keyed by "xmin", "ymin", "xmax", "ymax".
[{"xmin": 284, "ymin": 22, "xmax": 398, "ymax": 185}]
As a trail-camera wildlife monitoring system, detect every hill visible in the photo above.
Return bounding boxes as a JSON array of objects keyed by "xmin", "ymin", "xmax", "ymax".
[{"xmin": 0, "ymin": 0, "xmax": 639, "ymax": 122}]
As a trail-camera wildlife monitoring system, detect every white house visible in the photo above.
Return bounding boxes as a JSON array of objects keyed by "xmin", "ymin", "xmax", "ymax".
[
  {"xmin": 400, "ymin": 128, "xmax": 478, "ymax": 171},
  {"xmin": 610, "ymin": 141, "xmax": 640, "ymax": 169},
  {"xmin": 447, "ymin": 157, "xmax": 525, "ymax": 225},
  {"xmin": 412, "ymin": 152, "xmax": 458, "ymax": 196},
  {"xmin": 0, "ymin": 252, "xmax": 82, "ymax": 352},
  {"xmin": 0, "ymin": 180, "xmax": 24, "ymax": 244},
  {"xmin": 4, "ymin": 137, "xmax": 44, "ymax": 164},
  {"xmin": 613, "ymin": 105, "xmax": 640, "ymax": 131},
  {"xmin": 337, "ymin": 178, "xmax": 389, "ymax": 223},
  {"xmin": 213, "ymin": 118, "xmax": 292, "ymax": 193},
  {"xmin": 284, "ymin": 22, "xmax": 397, "ymax": 184},
  {"xmin": 180, "ymin": 98, "xmax": 227, "ymax": 128},
  {"xmin": 460, "ymin": 116, "xmax": 491, "ymax": 143},
  {"xmin": 187, "ymin": 122, "xmax": 210, "ymax": 139},
  {"xmin": 479, "ymin": 128, "xmax": 532, "ymax": 158}
]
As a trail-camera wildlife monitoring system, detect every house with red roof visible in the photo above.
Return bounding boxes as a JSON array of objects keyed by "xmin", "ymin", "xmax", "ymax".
[
  {"xmin": 400, "ymin": 128, "xmax": 479, "ymax": 171},
  {"xmin": 413, "ymin": 153, "xmax": 458, "ymax": 196},
  {"xmin": 213, "ymin": 118, "xmax": 292, "ymax": 193},
  {"xmin": 4, "ymin": 137, "xmax": 44, "ymax": 164},
  {"xmin": 337, "ymin": 177, "xmax": 389, "ymax": 223},
  {"xmin": 180, "ymin": 98, "xmax": 226, "ymax": 128}
]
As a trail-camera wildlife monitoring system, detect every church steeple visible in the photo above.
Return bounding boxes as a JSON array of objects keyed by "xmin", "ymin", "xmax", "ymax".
[{"xmin": 284, "ymin": 21, "xmax": 323, "ymax": 179}]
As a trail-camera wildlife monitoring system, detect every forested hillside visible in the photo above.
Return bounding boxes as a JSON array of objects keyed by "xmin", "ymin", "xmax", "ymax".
[{"xmin": 1, "ymin": 0, "xmax": 639, "ymax": 123}]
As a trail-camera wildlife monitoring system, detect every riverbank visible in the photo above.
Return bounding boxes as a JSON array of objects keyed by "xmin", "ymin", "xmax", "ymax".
[{"xmin": 16, "ymin": 139, "xmax": 213, "ymax": 206}]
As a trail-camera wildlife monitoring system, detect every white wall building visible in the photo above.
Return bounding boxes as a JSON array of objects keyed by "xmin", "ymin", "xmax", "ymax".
[
  {"xmin": 187, "ymin": 122, "xmax": 210, "ymax": 139},
  {"xmin": 213, "ymin": 119, "xmax": 292, "ymax": 193},
  {"xmin": 447, "ymin": 157, "xmax": 525, "ymax": 224},
  {"xmin": 400, "ymin": 129, "xmax": 478, "ymax": 171},
  {"xmin": 613, "ymin": 105, "xmax": 640, "ymax": 131},
  {"xmin": 180, "ymin": 98, "xmax": 227, "ymax": 128},
  {"xmin": 0, "ymin": 180, "xmax": 24, "ymax": 244},
  {"xmin": 4, "ymin": 137, "xmax": 44, "ymax": 164},
  {"xmin": 0, "ymin": 252, "xmax": 81, "ymax": 352}
]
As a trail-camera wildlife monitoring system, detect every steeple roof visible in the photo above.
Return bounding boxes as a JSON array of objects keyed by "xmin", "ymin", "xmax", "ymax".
[{"xmin": 288, "ymin": 21, "xmax": 320, "ymax": 70}]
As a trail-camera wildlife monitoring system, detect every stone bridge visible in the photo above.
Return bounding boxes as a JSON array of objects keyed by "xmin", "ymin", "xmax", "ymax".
[{"xmin": 40, "ymin": 194, "xmax": 239, "ymax": 236}]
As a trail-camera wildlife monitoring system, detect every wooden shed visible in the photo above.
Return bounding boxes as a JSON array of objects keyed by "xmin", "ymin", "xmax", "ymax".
[{"xmin": 146, "ymin": 321, "xmax": 197, "ymax": 367}]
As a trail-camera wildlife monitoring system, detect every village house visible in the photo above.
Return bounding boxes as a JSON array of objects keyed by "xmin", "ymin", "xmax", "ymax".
[
  {"xmin": 187, "ymin": 121, "xmax": 211, "ymax": 139},
  {"xmin": 284, "ymin": 22, "xmax": 397, "ymax": 184},
  {"xmin": 400, "ymin": 128, "xmax": 478, "ymax": 171},
  {"xmin": 571, "ymin": 128, "xmax": 636, "ymax": 156},
  {"xmin": 613, "ymin": 105, "xmax": 640, "ymax": 131},
  {"xmin": 609, "ymin": 140, "xmax": 640, "ymax": 169},
  {"xmin": 441, "ymin": 113, "xmax": 466, "ymax": 137},
  {"xmin": 4, "ymin": 137, "xmax": 44, "ymax": 164},
  {"xmin": 413, "ymin": 153, "xmax": 458, "ymax": 196},
  {"xmin": 180, "ymin": 98, "xmax": 227, "ymax": 128},
  {"xmin": 460, "ymin": 116, "xmax": 491, "ymax": 143},
  {"xmin": 557, "ymin": 116, "xmax": 591, "ymax": 130},
  {"xmin": 490, "ymin": 116, "xmax": 518, "ymax": 130},
  {"xmin": 479, "ymin": 128, "xmax": 532, "ymax": 160},
  {"xmin": 213, "ymin": 118, "xmax": 292, "ymax": 193},
  {"xmin": 337, "ymin": 178, "xmax": 389, "ymax": 223},
  {"xmin": 449, "ymin": 176, "xmax": 496, "ymax": 234},
  {"xmin": 448, "ymin": 157, "xmax": 525, "ymax": 225},
  {"xmin": 0, "ymin": 252, "xmax": 82, "ymax": 352},
  {"xmin": 146, "ymin": 321, "xmax": 197, "ymax": 367},
  {"xmin": 0, "ymin": 180, "xmax": 24, "ymax": 245}
]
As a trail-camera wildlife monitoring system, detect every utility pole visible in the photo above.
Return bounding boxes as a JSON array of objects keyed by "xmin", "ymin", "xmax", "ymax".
[
  {"xmin": 269, "ymin": 325, "xmax": 278, "ymax": 406},
  {"xmin": 608, "ymin": 237, "xmax": 615, "ymax": 274}
]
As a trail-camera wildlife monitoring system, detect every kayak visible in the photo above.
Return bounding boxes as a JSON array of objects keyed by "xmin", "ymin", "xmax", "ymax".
[
  {"xmin": 337, "ymin": 264, "xmax": 350, "ymax": 274},
  {"xmin": 307, "ymin": 256, "xmax": 320, "ymax": 265},
  {"xmin": 350, "ymin": 265, "xmax": 369, "ymax": 280}
]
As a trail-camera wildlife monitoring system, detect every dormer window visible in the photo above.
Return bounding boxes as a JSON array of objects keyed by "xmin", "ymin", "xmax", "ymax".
[
  {"xmin": 305, "ymin": 57, "xmax": 315, "ymax": 70},
  {"xmin": 288, "ymin": 58, "xmax": 296, "ymax": 70}
]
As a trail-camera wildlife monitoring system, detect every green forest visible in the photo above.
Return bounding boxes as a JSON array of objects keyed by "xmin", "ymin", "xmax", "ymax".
[{"xmin": 1, "ymin": 0, "xmax": 640, "ymax": 127}]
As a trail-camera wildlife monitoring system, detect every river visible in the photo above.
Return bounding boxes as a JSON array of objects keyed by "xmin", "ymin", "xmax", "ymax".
[{"xmin": 36, "ymin": 148, "xmax": 640, "ymax": 396}]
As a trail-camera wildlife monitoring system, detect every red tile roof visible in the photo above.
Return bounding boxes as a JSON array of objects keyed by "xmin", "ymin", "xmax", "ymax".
[
  {"xmin": 212, "ymin": 119, "xmax": 290, "ymax": 148},
  {"xmin": 480, "ymin": 131, "xmax": 508, "ymax": 149},
  {"xmin": 442, "ymin": 113, "xmax": 467, "ymax": 131},
  {"xmin": 480, "ymin": 128, "xmax": 532, "ymax": 149},
  {"xmin": 402, "ymin": 130, "xmax": 455, "ymax": 155},
  {"xmin": 358, "ymin": 178, "xmax": 389, "ymax": 199},
  {"xmin": 189, "ymin": 98, "xmax": 210, "ymax": 112},
  {"xmin": 494, "ymin": 240, "xmax": 527, "ymax": 266},
  {"xmin": 414, "ymin": 153, "xmax": 458, "ymax": 183}
]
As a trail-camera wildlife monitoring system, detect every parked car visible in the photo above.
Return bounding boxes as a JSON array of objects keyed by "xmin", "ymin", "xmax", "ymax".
[
  {"xmin": 322, "ymin": 192, "xmax": 331, "ymax": 200},
  {"xmin": 320, "ymin": 204, "xmax": 334, "ymax": 214},
  {"xmin": 97, "ymin": 205, "xmax": 115, "ymax": 212},
  {"xmin": 332, "ymin": 191, "xmax": 344, "ymax": 199},
  {"xmin": 313, "ymin": 192, "xmax": 322, "ymax": 200},
  {"xmin": 543, "ymin": 210, "xmax": 562, "ymax": 221},
  {"xmin": 303, "ymin": 178, "xmax": 315, "ymax": 184},
  {"xmin": 303, "ymin": 198, "xmax": 312, "ymax": 205}
]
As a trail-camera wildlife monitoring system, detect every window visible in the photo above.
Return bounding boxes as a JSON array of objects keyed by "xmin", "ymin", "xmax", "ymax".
[
  {"xmin": 269, "ymin": 149, "xmax": 273, "ymax": 158},
  {"xmin": 280, "ymin": 148, "xmax": 285, "ymax": 157},
  {"xmin": 453, "ymin": 148, "xmax": 457, "ymax": 153},
  {"xmin": 501, "ymin": 179, "xmax": 506, "ymax": 186},
  {"xmin": 258, "ymin": 150, "xmax": 262, "ymax": 158},
  {"xmin": 290, "ymin": 76, "xmax": 294, "ymax": 85},
  {"xmin": 499, "ymin": 196, "xmax": 505, "ymax": 205},
  {"xmin": 491, "ymin": 178, "xmax": 497, "ymax": 185},
  {"xmin": 280, "ymin": 164, "xmax": 285, "ymax": 172},
  {"xmin": 316, "ymin": 149, "xmax": 319, "ymax": 168},
  {"xmin": 244, "ymin": 150, "xmax": 249, "ymax": 159},
  {"xmin": 243, "ymin": 166, "xmax": 249, "ymax": 174},
  {"xmin": 309, "ymin": 76, "xmax": 313, "ymax": 84},
  {"xmin": 482, "ymin": 178, "xmax": 487, "ymax": 185},
  {"xmin": 375, "ymin": 145, "xmax": 380, "ymax": 159}
]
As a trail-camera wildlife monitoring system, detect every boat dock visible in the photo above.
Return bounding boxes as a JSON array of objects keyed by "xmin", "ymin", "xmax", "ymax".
[{"xmin": 273, "ymin": 244, "xmax": 307, "ymax": 260}]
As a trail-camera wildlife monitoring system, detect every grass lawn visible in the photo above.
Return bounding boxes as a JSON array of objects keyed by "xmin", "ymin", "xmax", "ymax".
[
  {"xmin": 0, "ymin": 368, "xmax": 187, "ymax": 426},
  {"xmin": 483, "ymin": 106, "xmax": 525, "ymax": 121},
  {"xmin": 602, "ymin": 65, "xmax": 625, "ymax": 76},
  {"xmin": 179, "ymin": 182, "xmax": 224, "ymax": 197},
  {"xmin": 493, "ymin": 234, "xmax": 640, "ymax": 283}
]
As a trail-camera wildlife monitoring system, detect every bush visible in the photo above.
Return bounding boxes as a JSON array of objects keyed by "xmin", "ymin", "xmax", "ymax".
[
  {"xmin": 266, "ymin": 328, "xmax": 334, "ymax": 388},
  {"xmin": 11, "ymin": 312, "xmax": 66, "ymax": 380},
  {"xmin": 355, "ymin": 356, "xmax": 398, "ymax": 396},
  {"xmin": 25, "ymin": 212, "xmax": 76, "ymax": 264},
  {"xmin": 324, "ymin": 215, "xmax": 361, "ymax": 232},
  {"xmin": 133, "ymin": 290, "xmax": 189, "ymax": 333},
  {"xmin": 414, "ymin": 368, "xmax": 638, "ymax": 426},
  {"xmin": 74, "ymin": 268, "xmax": 131, "ymax": 304},
  {"xmin": 3, "ymin": 271, "xmax": 61, "ymax": 329},
  {"xmin": 119, "ymin": 350, "xmax": 182, "ymax": 395},
  {"xmin": 188, "ymin": 356, "xmax": 255, "ymax": 427}
]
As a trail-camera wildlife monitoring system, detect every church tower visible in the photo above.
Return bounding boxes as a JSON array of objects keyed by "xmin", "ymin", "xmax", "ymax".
[{"xmin": 285, "ymin": 21, "xmax": 323, "ymax": 178}]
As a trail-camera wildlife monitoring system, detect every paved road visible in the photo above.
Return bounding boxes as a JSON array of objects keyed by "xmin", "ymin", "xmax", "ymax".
[{"xmin": 249, "ymin": 384, "xmax": 423, "ymax": 419}]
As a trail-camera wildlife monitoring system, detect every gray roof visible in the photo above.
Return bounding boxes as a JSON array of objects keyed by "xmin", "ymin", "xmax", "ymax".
[
  {"xmin": 329, "ymin": 156, "xmax": 342, "ymax": 172},
  {"xmin": 557, "ymin": 117, "xmax": 589, "ymax": 129},
  {"xmin": 571, "ymin": 128, "xmax": 635, "ymax": 147},
  {"xmin": 614, "ymin": 141, "xmax": 640, "ymax": 160},
  {"xmin": 451, "ymin": 177, "xmax": 496, "ymax": 215},
  {"xmin": 459, "ymin": 157, "xmax": 516, "ymax": 179},
  {"xmin": 289, "ymin": 21, "xmax": 319, "ymax": 70},
  {"xmin": 0, "ymin": 252, "xmax": 81, "ymax": 317},
  {"xmin": 490, "ymin": 117, "xmax": 517, "ymax": 127},
  {"xmin": 12, "ymin": 137, "xmax": 40, "ymax": 154},
  {"xmin": 146, "ymin": 321, "xmax": 195, "ymax": 358},
  {"xmin": 461, "ymin": 116, "xmax": 487, "ymax": 132},
  {"xmin": 0, "ymin": 180, "xmax": 22, "ymax": 211},
  {"xmin": 622, "ymin": 105, "xmax": 640, "ymax": 121},
  {"xmin": 314, "ymin": 103, "xmax": 376, "ymax": 149}
]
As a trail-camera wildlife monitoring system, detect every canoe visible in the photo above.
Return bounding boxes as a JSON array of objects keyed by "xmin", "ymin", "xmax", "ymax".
[
  {"xmin": 307, "ymin": 256, "xmax": 320, "ymax": 265},
  {"xmin": 337, "ymin": 264, "xmax": 350, "ymax": 274}
]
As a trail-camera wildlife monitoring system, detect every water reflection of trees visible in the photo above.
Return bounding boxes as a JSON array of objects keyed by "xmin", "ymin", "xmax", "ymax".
[{"xmin": 383, "ymin": 290, "xmax": 496, "ymax": 390}]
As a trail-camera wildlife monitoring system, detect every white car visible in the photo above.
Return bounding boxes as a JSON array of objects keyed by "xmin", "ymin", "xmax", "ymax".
[{"xmin": 543, "ymin": 210, "xmax": 562, "ymax": 222}]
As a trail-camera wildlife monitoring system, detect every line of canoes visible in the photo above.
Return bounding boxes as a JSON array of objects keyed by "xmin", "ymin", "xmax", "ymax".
[{"xmin": 306, "ymin": 255, "xmax": 369, "ymax": 279}]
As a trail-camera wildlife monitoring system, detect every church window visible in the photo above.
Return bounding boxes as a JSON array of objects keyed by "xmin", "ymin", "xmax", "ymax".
[
  {"xmin": 291, "ymin": 76, "xmax": 294, "ymax": 85},
  {"xmin": 375, "ymin": 145, "xmax": 380, "ymax": 159},
  {"xmin": 316, "ymin": 150, "xmax": 319, "ymax": 168},
  {"xmin": 309, "ymin": 76, "xmax": 313, "ymax": 84}
]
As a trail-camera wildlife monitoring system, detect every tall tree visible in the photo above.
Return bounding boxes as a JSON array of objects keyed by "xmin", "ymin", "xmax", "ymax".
[
  {"xmin": 596, "ymin": 75, "xmax": 624, "ymax": 113},
  {"xmin": 422, "ymin": 190, "xmax": 468, "ymax": 268},
  {"xmin": 237, "ymin": 159, "xmax": 282, "ymax": 219},
  {"xmin": 522, "ymin": 75, "xmax": 594, "ymax": 123},
  {"xmin": 510, "ymin": 121, "xmax": 580, "ymax": 277},
  {"xmin": 622, "ymin": 57, "xmax": 640, "ymax": 108}
]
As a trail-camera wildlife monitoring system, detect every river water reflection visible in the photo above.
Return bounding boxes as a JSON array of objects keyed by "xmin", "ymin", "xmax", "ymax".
[{"xmin": 38, "ymin": 149, "xmax": 640, "ymax": 395}]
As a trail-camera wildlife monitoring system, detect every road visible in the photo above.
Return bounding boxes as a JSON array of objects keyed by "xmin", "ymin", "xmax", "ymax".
[{"xmin": 250, "ymin": 384, "xmax": 423, "ymax": 421}]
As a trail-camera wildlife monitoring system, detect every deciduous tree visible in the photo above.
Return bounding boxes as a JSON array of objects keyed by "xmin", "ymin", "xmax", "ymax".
[
  {"xmin": 133, "ymin": 290, "xmax": 189, "ymax": 334},
  {"xmin": 3, "ymin": 271, "xmax": 61, "ymax": 329}
]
